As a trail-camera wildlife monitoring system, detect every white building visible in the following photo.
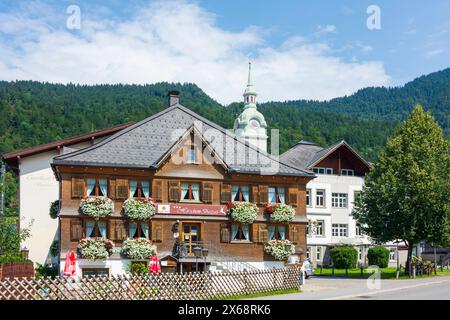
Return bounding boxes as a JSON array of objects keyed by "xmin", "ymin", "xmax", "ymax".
[
  {"xmin": 281, "ymin": 140, "xmax": 408, "ymax": 267},
  {"xmin": 1, "ymin": 123, "xmax": 133, "ymax": 265}
]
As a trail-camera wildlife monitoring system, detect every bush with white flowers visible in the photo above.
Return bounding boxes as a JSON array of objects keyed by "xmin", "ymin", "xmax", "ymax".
[
  {"xmin": 264, "ymin": 239, "xmax": 295, "ymax": 261},
  {"xmin": 78, "ymin": 238, "xmax": 114, "ymax": 260},
  {"xmin": 123, "ymin": 198, "xmax": 156, "ymax": 220},
  {"xmin": 122, "ymin": 238, "xmax": 157, "ymax": 260},
  {"xmin": 80, "ymin": 196, "xmax": 114, "ymax": 219},
  {"xmin": 229, "ymin": 202, "xmax": 258, "ymax": 224}
]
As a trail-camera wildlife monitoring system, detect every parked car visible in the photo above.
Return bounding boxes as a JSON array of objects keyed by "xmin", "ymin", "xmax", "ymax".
[{"xmin": 301, "ymin": 259, "xmax": 314, "ymax": 278}]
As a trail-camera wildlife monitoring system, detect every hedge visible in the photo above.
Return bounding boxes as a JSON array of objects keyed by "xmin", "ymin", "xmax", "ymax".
[
  {"xmin": 330, "ymin": 246, "xmax": 358, "ymax": 269},
  {"xmin": 367, "ymin": 246, "xmax": 390, "ymax": 268}
]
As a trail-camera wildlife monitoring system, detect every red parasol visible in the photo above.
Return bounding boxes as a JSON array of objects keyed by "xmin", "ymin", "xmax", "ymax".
[
  {"xmin": 148, "ymin": 254, "xmax": 161, "ymax": 274},
  {"xmin": 63, "ymin": 250, "xmax": 77, "ymax": 276}
]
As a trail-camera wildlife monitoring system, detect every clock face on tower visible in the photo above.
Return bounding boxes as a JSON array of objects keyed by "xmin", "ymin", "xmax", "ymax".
[{"xmin": 250, "ymin": 119, "xmax": 260, "ymax": 128}]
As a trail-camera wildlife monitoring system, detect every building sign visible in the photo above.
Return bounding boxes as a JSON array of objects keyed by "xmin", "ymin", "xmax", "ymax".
[{"xmin": 156, "ymin": 203, "xmax": 228, "ymax": 216}]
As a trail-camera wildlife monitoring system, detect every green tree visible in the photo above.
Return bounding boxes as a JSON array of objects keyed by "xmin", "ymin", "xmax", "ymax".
[
  {"xmin": 0, "ymin": 216, "xmax": 30, "ymax": 257},
  {"xmin": 353, "ymin": 105, "xmax": 450, "ymax": 275}
]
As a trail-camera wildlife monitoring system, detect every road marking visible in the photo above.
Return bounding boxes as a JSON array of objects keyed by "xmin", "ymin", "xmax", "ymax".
[{"xmin": 323, "ymin": 278, "xmax": 450, "ymax": 300}]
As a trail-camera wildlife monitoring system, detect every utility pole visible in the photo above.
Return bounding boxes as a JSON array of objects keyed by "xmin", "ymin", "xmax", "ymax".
[{"xmin": 0, "ymin": 160, "xmax": 5, "ymax": 216}]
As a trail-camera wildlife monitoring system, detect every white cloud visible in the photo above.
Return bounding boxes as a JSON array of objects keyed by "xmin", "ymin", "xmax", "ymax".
[
  {"xmin": 0, "ymin": 0, "xmax": 390, "ymax": 104},
  {"xmin": 315, "ymin": 24, "xmax": 337, "ymax": 36}
]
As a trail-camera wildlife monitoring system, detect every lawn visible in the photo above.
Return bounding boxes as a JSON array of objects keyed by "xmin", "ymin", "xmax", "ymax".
[
  {"xmin": 215, "ymin": 288, "xmax": 301, "ymax": 300},
  {"xmin": 314, "ymin": 267, "xmax": 450, "ymax": 279}
]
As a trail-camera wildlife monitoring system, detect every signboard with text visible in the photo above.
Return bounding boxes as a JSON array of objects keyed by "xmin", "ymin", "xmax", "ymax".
[{"xmin": 156, "ymin": 203, "xmax": 228, "ymax": 217}]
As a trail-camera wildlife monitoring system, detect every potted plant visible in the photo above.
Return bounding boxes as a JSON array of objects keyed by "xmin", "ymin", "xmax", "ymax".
[
  {"xmin": 228, "ymin": 202, "xmax": 258, "ymax": 224},
  {"xmin": 78, "ymin": 237, "xmax": 114, "ymax": 260},
  {"xmin": 264, "ymin": 239, "xmax": 296, "ymax": 261},
  {"xmin": 80, "ymin": 196, "xmax": 114, "ymax": 219},
  {"xmin": 49, "ymin": 200, "xmax": 59, "ymax": 219},
  {"xmin": 122, "ymin": 238, "xmax": 157, "ymax": 260},
  {"xmin": 265, "ymin": 203, "xmax": 295, "ymax": 223},
  {"xmin": 123, "ymin": 198, "xmax": 156, "ymax": 220}
]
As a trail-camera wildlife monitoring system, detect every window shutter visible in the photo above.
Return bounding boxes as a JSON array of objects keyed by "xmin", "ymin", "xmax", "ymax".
[
  {"xmin": 70, "ymin": 219, "xmax": 83, "ymax": 241},
  {"xmin": 220, "ymin": 184, "xmax": 231, "ymax": 203},
  {"xmin": 252, "ymin": 224, "xmax": 268, "ymax": 243},
  {"xmin": 252, "ymin": 224, "xmax": 259, "ymax": 243},
  {"xmin": 109, "ymin": 220, "xmax": 126, "ymax": 241},
  {"xmin": 252, "ymin": 186, "xmax": 259, "ymax": 204},
  {"xmin": 288, "ymin": 189, "xmax": 298, "ymax": 207},
  {"xmin": 259, "ymin": 185, "xmax": 269, "ymax": 205},
  {"xmin": 109, "ymin": 179, "xmax": 116, "ymax": 199},
  {"xmin": 152, "ymin": 180, "xmax": 163, "ymax": 202},
  {"xmin": 168, "ymin": 181, "xmax": 180, "ymax": 202},
  {"xmin": 289, "ymin": 224, "xmax": 300, "ymax": 245},
  {"xmin": 115, "ymin": 179, "xmax": 129, "ymax": 199},
  {"xmin": 151, "ymin": 221, "xmax": 163, "ymax": 242},
  {"xmin": 202, "ymin": 182, "xmax": 213, "ymax": 203},
  {"xmin": 71, "ymin": 178, "xmax": 85, "ymax": 198},
  {"xmin": 220, "ymin": 223, "xmax": 230, "ymax": 243}
]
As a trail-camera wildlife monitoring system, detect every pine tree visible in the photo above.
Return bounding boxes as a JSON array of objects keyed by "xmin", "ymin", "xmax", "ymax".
[{"xmin": 353, "ymin": 105, "xmax": 450, "ymax": 275}]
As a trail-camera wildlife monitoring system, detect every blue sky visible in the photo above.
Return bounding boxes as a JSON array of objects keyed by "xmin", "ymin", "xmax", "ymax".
[{"xmin": 0, "ymin": 0, "xmax": 448, "ymax": 104}]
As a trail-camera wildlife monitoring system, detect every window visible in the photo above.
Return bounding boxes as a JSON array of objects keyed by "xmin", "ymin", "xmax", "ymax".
[
  {"xmin": 341, "ymin": 169, "xmax": 354, "ymax": 176},
  {"xmin": 187, "ymin": 146, "xmax": 197, "ymax": 163},
  {"xmin": 316, "ymin": 190, "xmax": 325, "ymax": 207},
  {"xmin": 306, "ymin": 189, "xmax": 311, "ymax": 207},
  {"xmin": 129, "ymin": 181, "xmax": 150, "ymax": 198},
  {"xmin": 316, "ymin": 246, "xmax": 322, "ymax": 260},
  {"xmin": 308, "ymin": 220, "xmax": 324, "ymax": 236},
  {"xmin": 306, "ymin": 247, "xmax": 311, "ymax": 260},
  {"xmin": 268, "ymin": 225, "xmax": 287, "ymax": 240},
  {"xmin": 306, "ymin": 221, "xmax": 310, "ymax": 236},
  {"xmin": 332, "ymin": 224, "xmax": 348, "ymax": 237},
  {"xmin": 332, "ymin": 193, "xmax": 348, "ymax": 208},
  {"xmin": 86, "ymin": 178, "xmax": 108, "ymax": 197},
  {"xmin": 358, "ymin": 247, "xmax": 363, "ymax": 260},
  {"xmin": 85, "ymin": 220, "xmax": 107, "ymax": 238},
  {"xmin": 82, "ymin": 268, "xmax": 109, "ymax": 277},
  {"xmin": 231, "ymin": 224, "xmax": 250, "ymax": 241},
  {"xmin": 129, "ymin": 222, "xmax": 150, "ymax": 239},
  {"xmin": 181, "ymin": 183, "xmax": 200, "ymax": 201},
  {"xmin": 316, "ymin": 220, "xmax": 324, "ymax": 236},
  {"xmin": 313, "ymin": 167, "xmax": 333, "ymax": 175},
  {"xmin": 231, "ymin": 186, "xmax": 250, "ymax": 202},
  {"xmin": 356, "ymin": 223, "xmax": 363, "ymax": 236},
  {"xmin": 389, "ymin": 248, "xmax": 397, "ymax": 261},
  {"xmin": 268, "ymin": 187, "xmax": 286, "ymax": 204}
]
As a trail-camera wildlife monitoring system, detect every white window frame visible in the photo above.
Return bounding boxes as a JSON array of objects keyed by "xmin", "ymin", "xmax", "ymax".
[
  {"xmin": 316, "ymin": 220, "xmax": 324, "ymax": 236},
  {"xmin": 341, "ymin": 169, "xmax": 354, "ymax": 176},
  {"xmin": 306, "ymin": 189, "xmax": 311, "ymax": 207},
  {"xmin": 187, "ymin": 146, "xmax": 197, "ymax": 164},
  {"xmin": 313, "ymin": 167, "xmax": 333, "ymax": 175},
  {"xmin": 316, "ymin": 246, "xmax": 322, "ymax": 260},
  {"xmin": 332, "ymin": 224, "xmax": 348, "ymax": 237},
  {"xmin": 306, "ymin": 246, "xmax": 311, "ymax": 260},
  {"xmin": 355, "ymin": 223, "xmax": 362, "ymax": 236},
  {"xmin": 316, "ymin": 189, "xmax": 325, "ymax": 207},
  {"xmin": 332, "ymin": 193, "xmax": 348, "ymax": 208},
  {"xmin": 389, "ymin": 248, "xmax": 397, "ymax": 261}
]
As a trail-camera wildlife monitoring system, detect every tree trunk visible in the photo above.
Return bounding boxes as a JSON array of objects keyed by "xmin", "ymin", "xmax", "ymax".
[{"xmin": 405, "ymin": 240, "xmax": 414, "ymax": 276}]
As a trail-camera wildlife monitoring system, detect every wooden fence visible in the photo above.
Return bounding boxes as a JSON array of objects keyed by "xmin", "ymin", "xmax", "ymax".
[{"xmin": 0, "ymin": 267, "xmax": 302, "ymax": 300}]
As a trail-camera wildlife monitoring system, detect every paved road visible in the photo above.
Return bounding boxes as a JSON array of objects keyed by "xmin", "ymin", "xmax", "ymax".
[{"xmin": 252, "ymin": 276, "xmax": 450, "ymax": 300}]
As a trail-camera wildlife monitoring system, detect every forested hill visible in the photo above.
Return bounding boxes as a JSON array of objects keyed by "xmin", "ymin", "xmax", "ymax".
[{"xmin": 0, "ymin": 68, "xmax": 449, "ymax": 162}]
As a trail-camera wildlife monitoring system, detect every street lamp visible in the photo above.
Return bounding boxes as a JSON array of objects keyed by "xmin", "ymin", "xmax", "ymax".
[{"xmin": 21, "ymin": 246, "xmax": 29, "ymax": 260}]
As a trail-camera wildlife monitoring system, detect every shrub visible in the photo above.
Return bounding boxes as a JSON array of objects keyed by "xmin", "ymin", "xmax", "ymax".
[
  {"xmin": 367, "ymin": 246, "xmax": 390, "ymax": 268},
  {"xmin": 80, "ymin": 196, "xmax": 114, "ymax": 219},
  {"xmin": 78, "ymin": 238, "xmax": 114, "ymax": 260},
  {"xmin": 123, "ymin": 198, "xmax": 156, "ymax": 220},
  {"xmin": 0, "ymin": 255, "xmax": 26, "ymax": 264},
  {"xmin": 49, "ymin": 200, "xmax": 59, "ymax": 219},
  {"xmin": 35, "ymin": 263, "xmax": 59, "ymax": 279},
  {"xmin": 330, "ymin": 246, "xmax": 358, "ymax": 269},
  {"xmin": 122, "ymin": 238, "xmax": 157, "ymax": 260},
  {"xmin": 50, "ymin": 240, "xmax": 59, "ymax": 257},
  {"xmin": 264, "ymin": 239, "xmax": 296, "ymax": 261},
  {"xmin": 265, "ymin": 203, "xmax": 295, "ymax": 223},
  {"xmin": 229, "ymin": 202, "xmax": 258, "ymax": 224},
  {"xmin": 127, "ymin": 262, "xmax": 149, "ymax": 275}
]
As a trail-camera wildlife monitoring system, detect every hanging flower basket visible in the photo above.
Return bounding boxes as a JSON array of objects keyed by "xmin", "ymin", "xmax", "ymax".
[
  {"xmin": 123, "ymin": 198, "xmax": 156, "ymax": 220},
  {"xmin": 49, "ymin": 200, "xmax": 60, "ymax": 219},
  {"xmin": 80, "ymin": 196, "xmax": 114, "ymax": 219},
  {"xmin": 229, "ymin": 202, "xmax": 258, "ymax": 224},
  {"xmin": 122, "ymin": 238, "xmax": 157, "ymax": 260},
  {"xmin": 264, "ymin": 239, "xmax": 296, "ymax": 261},
  {"xmin": 265, "ymin": 203, "xmax": 295, "ymax": 223},
  {"xmin": 78, "ymin": 238, "xmax": 114, "ymax": 261}
]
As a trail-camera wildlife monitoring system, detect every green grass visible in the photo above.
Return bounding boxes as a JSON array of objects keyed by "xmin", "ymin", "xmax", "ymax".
[
  {"xmin": 214, "ymin": 288, "xmax": 301, "ymax": 300},
  {"xmin": 314, "ymin": 267, "xmax": 450, "ymax": 279}
]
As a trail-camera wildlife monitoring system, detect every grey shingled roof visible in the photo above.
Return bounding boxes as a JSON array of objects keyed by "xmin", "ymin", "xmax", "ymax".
[
  {"xmin": 280, "ymin": 139, "xmax": 371, "ymax": 170},
  {"xmin": 53, "ymin": 104, "xmax": 314, "ymax": 177}
]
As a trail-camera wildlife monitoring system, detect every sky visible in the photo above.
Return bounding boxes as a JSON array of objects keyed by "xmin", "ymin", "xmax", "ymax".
[{"xmin": 0, "ymin": 0, "xmax": 449, "ymax": 104}]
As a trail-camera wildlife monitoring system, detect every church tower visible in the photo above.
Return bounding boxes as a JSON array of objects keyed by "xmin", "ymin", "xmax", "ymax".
[{"xmin": 234, "ymin": 62, "xmax": 268, "ymax": 152}]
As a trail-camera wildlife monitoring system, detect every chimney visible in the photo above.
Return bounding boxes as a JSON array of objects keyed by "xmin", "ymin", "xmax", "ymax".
[{"xmin": 168, "ymin": 90, "xmax": 180, "ymax": 106}]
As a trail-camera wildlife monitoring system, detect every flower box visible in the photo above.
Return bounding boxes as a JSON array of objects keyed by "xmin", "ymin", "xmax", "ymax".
[
  {"xmin": 265, "ymin": 203, "xmax": 295, "ymax": 223},
  {"xmin": 229, "ymin": 202, "xmax": 258, "ymax": 224},
  {"xmin": 123, "ymin": 198, "xmax": 156, "ymax": 220},
  {"xmin": 78, "ymin": 238, "xmax": 114, "ymax": 261},
  {"xmin": 80, "ymin": 196, "xmax": 114, "ymax": 219},
  {"xmin": 122, "ymin": 238, "xmax": 157, "ymax": 260},
  {"xmin": 264, "ymin": 239, "xmax": 296, "ymax": 261}
]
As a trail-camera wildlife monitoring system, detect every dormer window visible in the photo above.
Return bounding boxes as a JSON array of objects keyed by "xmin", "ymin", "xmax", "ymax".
[
  {"xmin": 341, "ymin": 169, "xmax": 354, "ymax": 176},
  {"xmin": 86, "ymin": 178, "xmax": 107, "ymax": 197},
  {"xmin": 313, "ymin": 167, "xmax": 333, "ymax": 175},
  {"xmin": 187, "ymin": 146, "xmax": 196, "ymax": 164}
]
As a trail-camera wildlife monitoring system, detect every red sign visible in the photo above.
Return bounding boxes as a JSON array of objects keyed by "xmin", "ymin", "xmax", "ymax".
[{"xmin": 156, "ymin": 203, "xmax": 228, "ymax": 216}]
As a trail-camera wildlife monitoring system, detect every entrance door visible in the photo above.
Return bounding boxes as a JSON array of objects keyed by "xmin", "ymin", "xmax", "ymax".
[{"xmin": 182, "ymin": 223, "xmax": 201, "ymax": 255}]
